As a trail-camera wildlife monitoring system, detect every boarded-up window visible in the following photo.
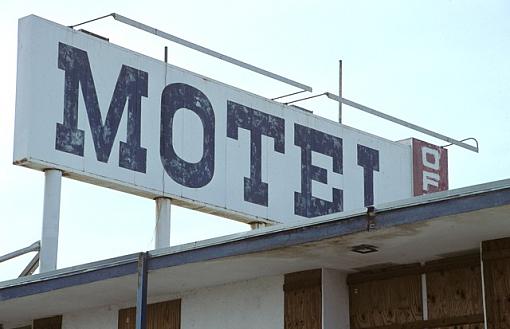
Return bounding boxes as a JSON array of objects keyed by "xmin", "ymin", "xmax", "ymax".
[
  {"xmin": 348, "ymin": 255, "xmax": 485, "ymax": 329},
  {"xmin": 118, "ymin": 299, "xmax": 181, "ymax": 329},
  {"xmin": 426, "ymin": 256, "xmax": 484, "ymax": 329},
  {"xmin": 33, "ymin": 316, "xmax": 62, "ymax": 329},
  {"xmin": 483, "ymin": 237, "xmax": 510, "ymax": 329},
  {"xmin": 348, "ymin": 266, "xmax": 423, "ymax": 329},
  {"xmin": 284, "ymin": 269, "xmax": 322, "ymax": 329}
]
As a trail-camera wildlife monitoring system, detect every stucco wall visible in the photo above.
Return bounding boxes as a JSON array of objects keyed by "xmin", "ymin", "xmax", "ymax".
[
  {"xmin": 322, "ymin": 268, "xmax": 350, "ymax": 329},
  {"xmin": 55, "ymin": 275, "xmax": 284, "ymax": 329},
  {"xmin": 62, "ymin": 306, "xmax": 119, "ymax": 329},
  {"xmin": 180, "ymin": 275, "xmax": 284, "ymax": 329}
]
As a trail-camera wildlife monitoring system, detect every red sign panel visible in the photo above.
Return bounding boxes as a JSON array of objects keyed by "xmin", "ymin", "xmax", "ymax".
[{"xmin": 412, "ymin": 139, "xmax": 448, "ymax": 196}]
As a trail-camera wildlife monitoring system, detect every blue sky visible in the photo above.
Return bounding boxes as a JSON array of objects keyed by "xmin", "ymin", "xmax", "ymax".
[{"xmin": 1, "ymin": 0, "xmax": 509, "ymax": 281}]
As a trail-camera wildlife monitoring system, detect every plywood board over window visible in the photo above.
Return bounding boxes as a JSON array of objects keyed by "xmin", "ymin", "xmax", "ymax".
[
  {"xmin": 118, "ymin": 299, "xmax": 181, "ymax": 329},
  {"xmin": 483, "ymin": 237, "xmax": 510, "ymax": 329},
  {"xmin": 347, "ymin": 255, "xmax": 485, "ymax": 329},
  {"xmin": 348, "ymin": 267, "xmax": 423, "ymax": 329},
  {"xmin": 33, "ymin": 316, "xmax": 62, "ymax": 329},
  {"xmin": 284, "ymin": 269, "xmax": 322, "ymax": 329},
  {"xmin": 425, "ymin": 255, "xmax": 484, "ymax": 329}
]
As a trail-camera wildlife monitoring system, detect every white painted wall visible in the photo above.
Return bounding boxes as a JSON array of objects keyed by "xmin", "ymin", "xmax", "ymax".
[
  {"xmin": 53, "ymin": 275, "xmax": 284, "ymax": 329},
  {"xmin": 5, "ymin": 273, "xmax": 356, "ymax": 329},
  {"xmin": 322, "ymin": 269, "xmax": 350, "ymax": 329},
  {"xmin": 62, "ymin": 306, "xmax": 119, "ymax": 329},
  {"xmin": 3, "ymin": 320, "xmax": 31, "ymax": 329},
  {"xmin": 2, "ymin": 305, "xmax": 119, "ymax": 329},
  {"xmin": 181, "ymin": 275, "xmax": 284, "ymax": 329}
]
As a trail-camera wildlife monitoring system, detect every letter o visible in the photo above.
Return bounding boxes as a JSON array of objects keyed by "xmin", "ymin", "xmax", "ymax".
[
  {"xmin": 421, "ymin": 146, "xmax": 440, "ymax": 170},
  {"xmin": 160, "ymin": 83, "xmax": 215, "ymax": 188}
]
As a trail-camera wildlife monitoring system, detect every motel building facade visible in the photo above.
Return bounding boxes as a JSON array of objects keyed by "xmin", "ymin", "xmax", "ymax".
[
  {"xmin": 2, "ymin": 14, "xmax": 510, "ymax": 329},
  {"xmin": 2, "ymin": 181, "xmax": 510, "ymax": 329}
]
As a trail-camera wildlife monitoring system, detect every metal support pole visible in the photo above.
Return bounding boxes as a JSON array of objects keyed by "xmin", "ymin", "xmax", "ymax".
[
  {"xmin": 325, "ymin": 92, "xmax": 479, "ymax": 153},
  {"xmin": 19, "ymin": 252, "xmax": 40, "ymax": 277},
  {"xmin": 155, "ymin": 198, "xmax": 171, "ymax": 249},
  {"xmin": 338, "ymin": 60, "xmax": 343, "ymax": 123},
  {"xmin": 0, "ymin": 241, "xmax": 40, "ymax": 263},
  {"xmin": 135, "ymin": 252, "xmax": 148, "ymax": 329},
  {"xmin": 111, "ymin": 13, "xmax": 312, "ymax": 92},
  {"xmin": 40, "ymin": 169, "xmax": 62, "ymax": 272}
]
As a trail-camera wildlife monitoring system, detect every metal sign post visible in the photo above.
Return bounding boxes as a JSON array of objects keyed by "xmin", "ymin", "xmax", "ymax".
[
  {"xmin": 338, "ymin": 60, "xmax": 343, "ymax": 123},
  {"xmin": 155, "ymin": 198, "xmax": 171, "ymax": 249},
  {"xmin": 40, "ymin": 169, "xmax": 62, "ymax": 272}
]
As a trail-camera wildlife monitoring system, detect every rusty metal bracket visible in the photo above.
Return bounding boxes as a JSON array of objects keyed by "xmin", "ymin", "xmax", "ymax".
[{"xmin": 366, "ymin": 206, "xmax": 377, "ymax": 231}]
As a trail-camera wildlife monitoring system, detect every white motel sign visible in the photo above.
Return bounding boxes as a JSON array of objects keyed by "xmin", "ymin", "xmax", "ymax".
[{"xmin": 14, "ymin": 16, "xmax": 447, "ymax": 224}]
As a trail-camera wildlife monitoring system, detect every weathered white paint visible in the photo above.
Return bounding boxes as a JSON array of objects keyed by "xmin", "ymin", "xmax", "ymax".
[
  {"xmin": 322, "ymin": 268, "xmax": 350, "ymax": 329},
  {"xmin": 249, "ymin": 222, "xmax": 269, "ymax": 229},
  {"xmin": 54, "ymin": 275, "xmax": 284, "ymax": 329},
  {"xmin": 3, "ymin": 321, "xmax": 32, "ymax": 329},
  {"xmin": 180, "ymin": 275, "xmax": 284, "ymax": 329},
  {"xmin": 155, "ymin": 198, "xmax": 172, "ymax": 248},
  {"xmin": 62, "ymin": 306, "xmax": 119, "ymax": 329},
  {"xmin": 15, "ymin": 15, "xmax": 413, "ymax": 225},
  {"xmin": 40, "ymin": 169, "xmax": 62, "ymax": 272}
]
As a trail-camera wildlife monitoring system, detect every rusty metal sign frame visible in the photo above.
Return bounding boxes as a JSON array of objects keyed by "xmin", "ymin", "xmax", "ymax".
[
  {"xmin": 325, "ymin": 92, "xmax": 479, "ymax": 153},
  {"xmin": 286, "ymin": 92, "xmax": 479, "ymax": 153},
  {"xmin": 69, "ymin": 14, "xmax": 478, "ymax": 153},
  {"xmin": 69, "ymin": 13, "xmax": 313, "ymax": 93}
]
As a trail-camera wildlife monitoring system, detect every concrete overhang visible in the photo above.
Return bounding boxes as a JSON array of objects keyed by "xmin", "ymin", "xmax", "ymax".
[{"xmin": 2, "ymin": 178, "xmax": 510, "ymax": 322}]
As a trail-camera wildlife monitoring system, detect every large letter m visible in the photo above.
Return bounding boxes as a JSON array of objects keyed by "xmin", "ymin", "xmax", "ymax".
[{"xmin": 55, "ymin": 42, "xmax": 148, "ymax": 173}]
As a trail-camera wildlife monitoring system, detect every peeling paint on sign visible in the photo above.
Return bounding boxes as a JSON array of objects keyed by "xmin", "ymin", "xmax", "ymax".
[
  {"xmin": 411, "ymin": 139, "xmax": 448, "ymax": 196},
  {"xmin": 14, "ymin": 16, "xmax": 421, "ymax": 224}
]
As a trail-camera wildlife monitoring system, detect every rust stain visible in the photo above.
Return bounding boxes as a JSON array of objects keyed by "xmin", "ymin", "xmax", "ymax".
[{"xmin": 13, "ymin": 158, "xmax": 28, "ymax": 165}]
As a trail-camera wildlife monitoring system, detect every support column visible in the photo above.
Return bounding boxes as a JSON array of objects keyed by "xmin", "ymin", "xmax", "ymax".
[
  {"xmin": 135, "ymin": 252, "xmax": 148, "ymax": 329},
  {"xmin": 155, "ymin": 197, "xmax": 171, "ymax": 249},
  {"xmin": 40, "ymin": 169, "xmax": 62, "ymax": 273}
]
